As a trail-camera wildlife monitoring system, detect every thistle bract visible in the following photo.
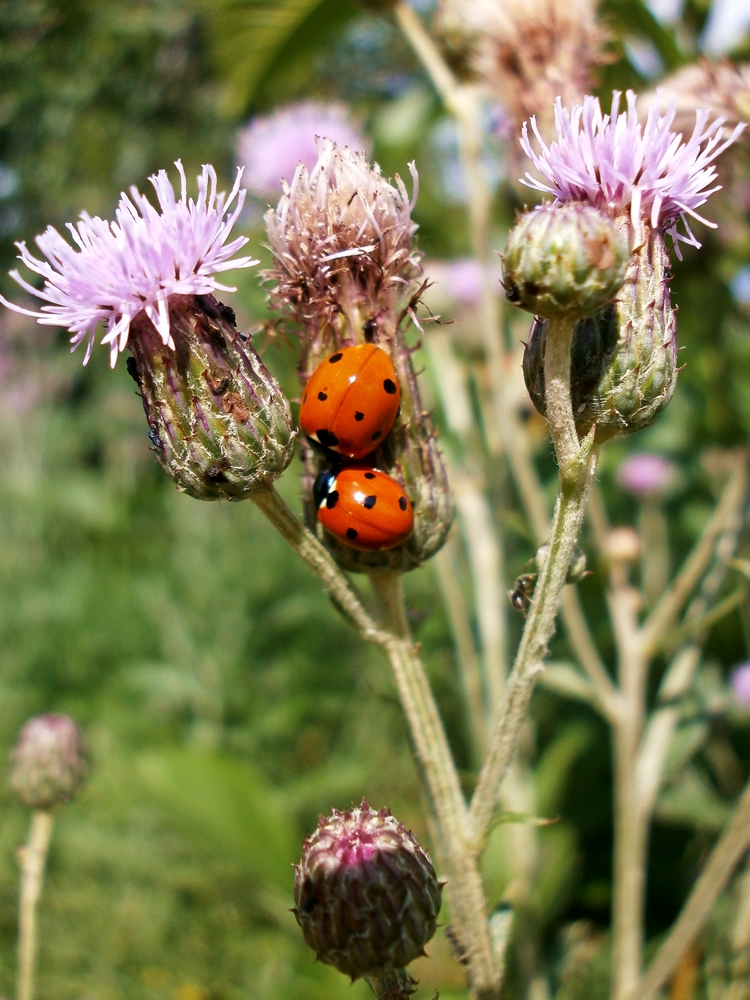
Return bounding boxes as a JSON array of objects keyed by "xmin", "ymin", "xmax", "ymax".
[
  {"xmin": 294, "ymin": 801, "xmax": 442, "ymax": 980},
  {"xmin": 128, "ymin": 294, "xmax": 295, "ymax": 501},
  {"xmin": 523, "ymin": 226, "xmax": 677, "ymax": 441},
  {"xmin": 502, "ymin": 202, "xmax": 628, "ymax": 318},
  {"xmin": 10, "ymin": 714, "xmax": 87, "ymax": 810}
]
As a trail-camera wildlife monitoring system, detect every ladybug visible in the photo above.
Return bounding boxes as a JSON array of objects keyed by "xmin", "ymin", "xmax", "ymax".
[
  {"xmin": 313, "ymin": 466, "xmax": 414, "ymax": 551},
  {"xmin": 300, "ymin": 344, "xmax": 401, "ymax": 460}
]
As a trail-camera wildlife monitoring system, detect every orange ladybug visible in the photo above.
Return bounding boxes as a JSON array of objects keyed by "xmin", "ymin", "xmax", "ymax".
[
  {"xmin": 300, "ymin": 344, "xmax": 401, "ymax": 460},
  {"xmin": 313, "ymin": 466, "xmax": 414, "ymax": 551}
]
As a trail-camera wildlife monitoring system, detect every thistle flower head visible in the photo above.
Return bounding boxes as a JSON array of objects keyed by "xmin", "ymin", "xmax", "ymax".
[
  {"xmin": 10, "ymin": 714, "xmax": 87, "ymax": 810},
  {"xmin": 293, "ymin": 801, "xmax": 442, "ymax": 980},
  {"xmin": 237, "ymin": 101, "xmax": 369, "ymax": 201},
  {"xmin": 520, "ymin": 90, "xmax": 745, "ymax": 255},
  {"xmin": 1, "ymin": 162, "xmax": 258, "ymax": 367},
  {"xmin": 617, "ymin": 452, "xmax": 677, "ymax": 498},
  {"xmin": 265, "ymin": 140, "xmax": 421, "ymax": 329}
]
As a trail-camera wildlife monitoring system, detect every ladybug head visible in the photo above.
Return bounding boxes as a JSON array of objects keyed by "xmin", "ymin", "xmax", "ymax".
[{"xmin": 313, "ymin": 469, "xmax": 336, "ymax": 508}]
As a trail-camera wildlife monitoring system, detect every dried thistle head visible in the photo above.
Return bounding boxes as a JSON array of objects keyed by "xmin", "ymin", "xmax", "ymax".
[
  {"xmin": 640, "ymin": 60, "xmax": 750, "ymax": 140},
  {"xmin": 435, "ymin": 0, "xmax": 607, "ymax": 140},
  {"xmin": 264, "ymin": 140, "xmax": 422, "ymax": 345}
]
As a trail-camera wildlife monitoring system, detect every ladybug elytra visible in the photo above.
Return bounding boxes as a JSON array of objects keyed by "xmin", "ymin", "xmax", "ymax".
[
  {"xmin": 300, "ymin": 344, "xmax": 401, "ymax": 460},
  {"xmin": 314, "ymin": 466, "xmax": 414, "ymax": 551}
]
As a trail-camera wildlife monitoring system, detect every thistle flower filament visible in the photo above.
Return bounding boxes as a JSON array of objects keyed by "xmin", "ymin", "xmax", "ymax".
[{"xmin": 1, "ymin": 162, "xmax": 258, "ymax": 366}]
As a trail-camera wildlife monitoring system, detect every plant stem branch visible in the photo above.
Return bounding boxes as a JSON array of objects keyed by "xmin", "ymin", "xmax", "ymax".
[
  {"xmin": 469, "ymin": 323, "xmax": 597, "ymax": 844},
  {"xmin": 252, "ymin": 489, "xmax": 501, "ymax": 998},
  {"xmin": 17, "ymin": 809, "xmax": 54, "ymax": 1000},
  {"xmin": 632, "ymin": 777, "xmax": 750, "ymax": 1000},
  {"xmin": 640, "ymin": 457, "xmax": 748, "ymax": 655}
]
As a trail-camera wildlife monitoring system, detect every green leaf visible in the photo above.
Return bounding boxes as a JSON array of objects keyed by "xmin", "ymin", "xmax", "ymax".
[
  {"xmin": 137, "ymin": 747, "xmax": 297, "ymax": 891},
  {"xmin": 200, "ymin": 0, "xmax": 357, "ymax": 117}
]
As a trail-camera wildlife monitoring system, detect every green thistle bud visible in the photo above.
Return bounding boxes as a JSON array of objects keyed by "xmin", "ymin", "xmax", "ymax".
[
  {"xmin": 294, "ymin": 801, "xmax": 442, "ymax": 981},
  {"xmin": 523, "ymin": 227, "xmax": 677, "ymax": 442},
  {"xmin": 10, "ymin": 715, "xmax": 87, "ymax": 810},
  {"xmin": 128, "ymin": 294, "xmax": 296, "ymax": 501},
  {"xmin": 502, "ymin": 202, "xmax": 628, "ymax": 319}
]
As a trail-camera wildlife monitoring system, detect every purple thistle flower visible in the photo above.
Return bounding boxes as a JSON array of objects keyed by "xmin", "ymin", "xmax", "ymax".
[
  {"xmin": 616, "ymin": 452, "xmax": 677, "ymax": 498},
  {"xmin": 0, "ymin": 162, "xmax": 258, "ymax": 368},
  {"xmin": 237, "ymin": 101, "xmax": 369, "ymax": 201},
  {"xmin": 520, "ymin": 90, "xmax": 745, "ymax": 256},
  {"xmin": 732, "ymin": 663, "xmax": 750, "ymax": 707}
]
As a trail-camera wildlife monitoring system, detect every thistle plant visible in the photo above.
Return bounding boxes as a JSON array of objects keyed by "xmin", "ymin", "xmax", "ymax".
[
  {"xmin": 10, "ymin": 715, "xmax": 87, "ymax": 1000},
  {"xmin": 1, "ymin": 10, "xmax": 749, "ymax": 999}
]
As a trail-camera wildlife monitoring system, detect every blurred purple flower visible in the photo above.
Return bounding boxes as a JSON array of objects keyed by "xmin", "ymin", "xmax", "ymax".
[
  {"xmin": 237, "ymin": 101, "xmax": 369, "ymax": 201},
  {"xmin": 425, "ymin": 258, "xmax": 504, "ymax": 307},
  {"xmin": 0, "ymin": 162, "xmax": 257, "ymax": 368},
  {"xmin": 520, "ymin": 90, "xmax": 744, "ymax": 255},
  {"xmin": 617, "ymin": 452, "xmax": 677, "ymax": 497},
  {"xmin": 731, "ymin": 663, "xmax": 750, "ymax": 706}
]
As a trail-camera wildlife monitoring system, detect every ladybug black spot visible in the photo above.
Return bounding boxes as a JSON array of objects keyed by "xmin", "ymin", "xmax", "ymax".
[
  {"xmin": 399, "ymin": 496, "xmax": 407, "ymax": 511},
  {"xmin": 329, "ymin": 353, "xmax": 343, "ymax": 364},
  {"xmin": 318, "ymin": 391, "xmax": 328, "ymax": 401},
  {"xmin": 317, "ymin": 428, "xmax": 339, "ymax": 448},
  {"xmin": 363, "ymin": 495, "xmax": 377, "ymax": 509},
  {"xmin": 326, "ymin": 490, "xmax": 339, "ymax": 509},
  {"xmin": 346, "ymin": 528, "xmax": 358, "ymax": 540},
  {"xmin": 364, "ymin": 472, "xmax": 376, "ymax": 479},
  {"xmin": 371, "ymin": 430, "xmax": 382, "ymax": 441},
  {"xmin": 383, "ymin": 378, "xmax": 397, "ymax": 395},
  {"xmin": 354, "ymin": 411, "xmax": 364, "ymax": 421}
]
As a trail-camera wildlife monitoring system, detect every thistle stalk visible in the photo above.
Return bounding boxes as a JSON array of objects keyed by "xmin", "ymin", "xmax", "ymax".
[{"xmin": 17, "ymin": 809, "xmax": 54, "ymax": 1000}]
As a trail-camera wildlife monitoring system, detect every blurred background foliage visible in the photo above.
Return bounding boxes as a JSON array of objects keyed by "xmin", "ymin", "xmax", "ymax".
[{"xmin": 0, "ymin": 0, "xmax": 749, "ymax": 998}]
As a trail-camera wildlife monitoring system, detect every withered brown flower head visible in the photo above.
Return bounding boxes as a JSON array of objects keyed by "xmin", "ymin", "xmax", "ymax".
[
  {"xmin": 264, "ymin": 140, "xmax": 422, "ymax": 337},
  {"xmin": 641, "ymin": 60, "xmax": 750, "ymax": 139},
  {"xmin": 435, "ymin": 0, "xmax": 606, "ymax": 140}
]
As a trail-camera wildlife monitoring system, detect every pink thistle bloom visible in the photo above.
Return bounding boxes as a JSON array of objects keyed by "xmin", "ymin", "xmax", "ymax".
[
  {"xmin": 616, "ymin": 452, "xmax": 677, "ymax": 498},
  {"xmin": 732, "ymin": 663, "xmax": 750, "ymax": 707},
  {"xmin": 520, "ymin": 90, "xmax": 745, "ymax": 256},
  {"xmin": 0, "ymin": 162, "xmax": 258, "ymax": 368},
  {"xmin": 237, "ymin": 101, "xmax": 369, "ymax": 201}
]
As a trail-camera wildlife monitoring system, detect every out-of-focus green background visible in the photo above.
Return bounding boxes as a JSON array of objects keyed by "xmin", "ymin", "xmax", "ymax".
[{"xmin": 0, "ymin": 1, "xmax": 749, "ymax": 997}]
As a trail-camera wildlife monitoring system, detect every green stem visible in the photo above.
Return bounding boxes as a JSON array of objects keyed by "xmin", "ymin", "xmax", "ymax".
[
  {"xmin": 252, "ymin": 489, "xmax": 501, "ymax": 999},
  {"xmin": 469, "ymin": 317, "xmax": 597, "ymax": 845},
  {"xmin": 632, "ymin": 776, "xmax": 750, "ymax": 1000},
  {"xmin": 17, "ymin": 809, "xmax": 54, "ymax": 1000}
]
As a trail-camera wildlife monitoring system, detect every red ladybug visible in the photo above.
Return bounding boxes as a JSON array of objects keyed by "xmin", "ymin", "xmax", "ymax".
[
  {"xmin": 300, "ymin": 344, "xmax": 401, "ymax": 460},
  {"xmin": 314, "ymin": 466, "xmax": 414, "ymax": 551}
]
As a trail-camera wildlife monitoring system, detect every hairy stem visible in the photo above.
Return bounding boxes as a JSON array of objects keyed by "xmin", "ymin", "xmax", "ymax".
[
  {"xmin": 252, "ymin": 488, "xmax": 501, "ymax": 998},
  {"xmin": 633, "ymin": 777, "xmax": 750, "ymax": 1000},
  {"xmin": 17, "ymin": 809, "xmax": 54, "ymax": 1000},
  {"xmin": 469, "ymin": 321, "xmax": 597, "ymax": 844}
]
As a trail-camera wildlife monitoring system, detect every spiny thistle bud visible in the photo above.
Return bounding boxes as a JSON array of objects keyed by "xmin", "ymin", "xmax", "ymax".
[
  {"xmin": 502, "ymin": 202, "xmax": 628, "ymax": 319},
  {"xmin": 128, "ymin": 294, "xmax": 295, "ymax": 501},
  {"xmin": 293, "ymin": 801, "xmax": 442, "ymax": 981},
  {"xmin": 523, "ymin": 226, "xmax": 677, "ymax": 441},
  {"xmin": 265, "ymin": 143, "xmax": 453, "ymax": 572},
  {"xmin": 10, "ymin": 714, "xmax": 87, "ymax": 810}
]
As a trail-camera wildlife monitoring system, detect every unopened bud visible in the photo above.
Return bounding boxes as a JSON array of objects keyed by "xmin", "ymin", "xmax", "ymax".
[
  {"xmin": 10, "ymin": 714, "xmax": 87, "ymax": 809},
  {"xmin": 294, "ymin": 801, "xmax": 442, "ymax": 980},
  {"xmin": 523, "ymin": 226, "xmax": 677, "ymax": 442},
  {"xmin": 128, "ymin": 294, "xmax": 296, "ymax": 501},
  {"xmin": 503, "ymin": 203, "xmax": 628, "ymax": 319}
]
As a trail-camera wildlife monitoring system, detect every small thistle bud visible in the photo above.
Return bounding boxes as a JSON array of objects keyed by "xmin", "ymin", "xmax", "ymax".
[
  {"xmin": 128, "ymin": 294, "xmax": 295, "ymax": 501},
  {"xmin": 523, "ymin": 226, "xmax": 677, "ymax": 442},
  {"xmin": 10, "ymin": 715, "xmax": 87, "ymax": 810},
  {"xmin": 502, "ymin": 203, "xmax": 628, "ymax": 319},
  {"xmin": 293, "ymin": 801, "xmax": 442, "ymax": 981}
]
